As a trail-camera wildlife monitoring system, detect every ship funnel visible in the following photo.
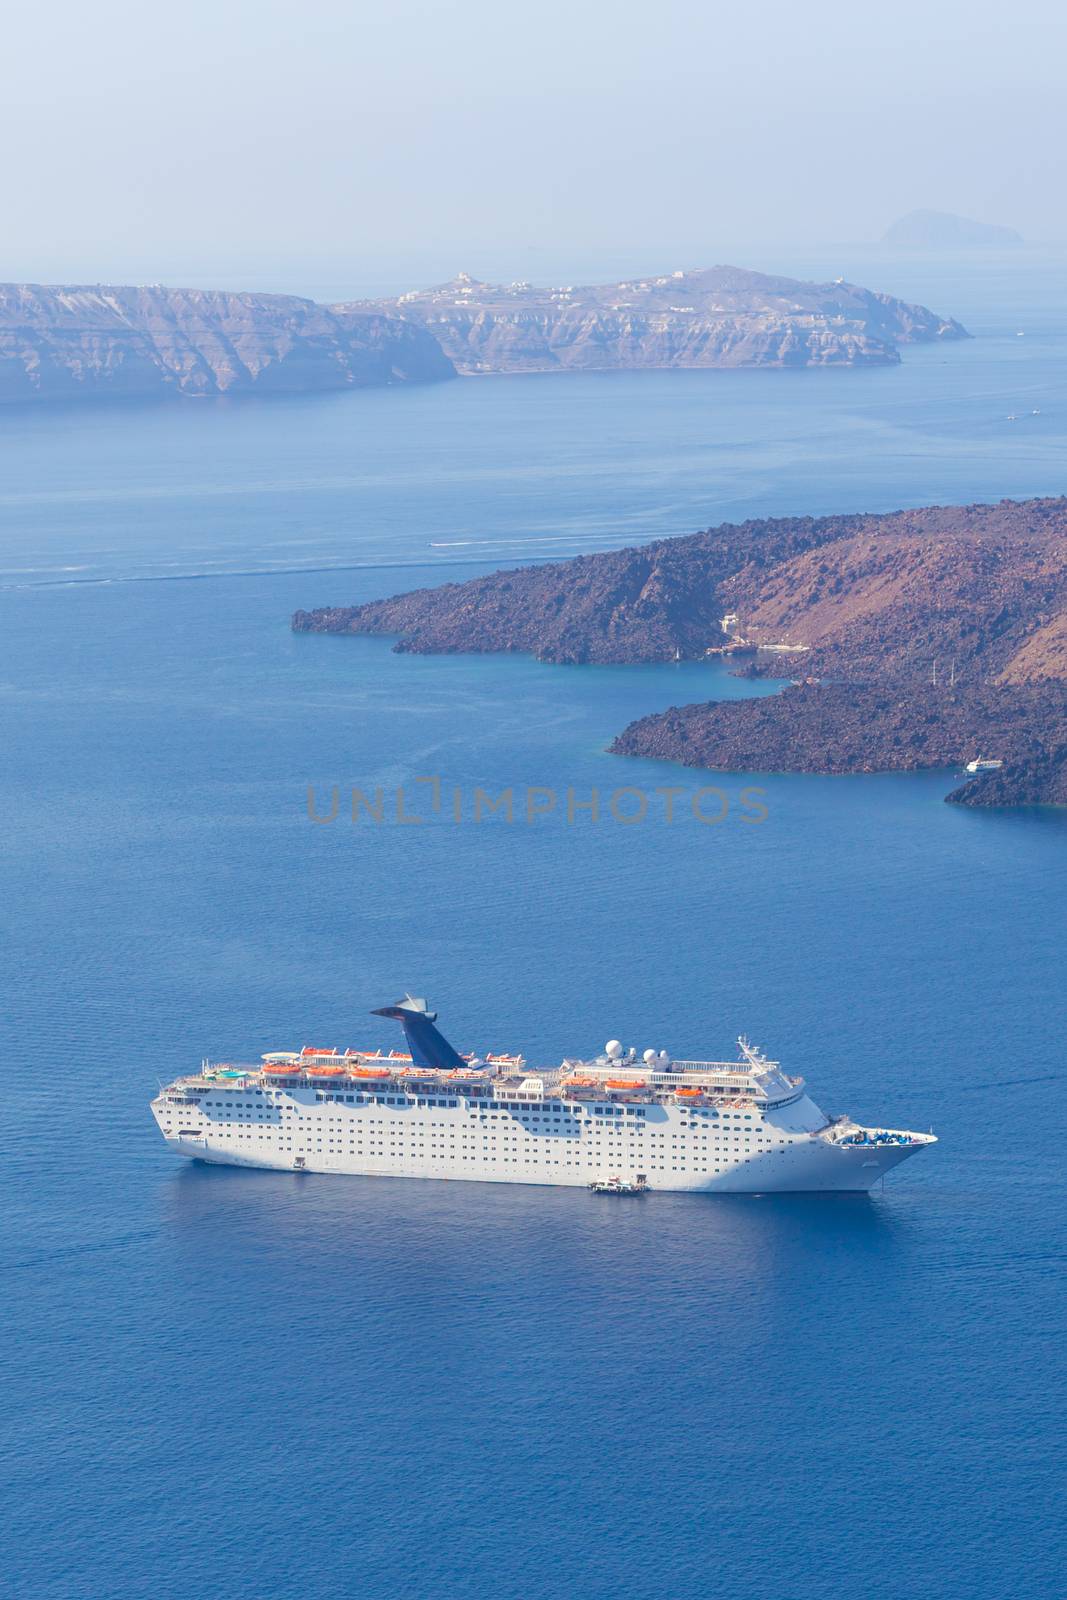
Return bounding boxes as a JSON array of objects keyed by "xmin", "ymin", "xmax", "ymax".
[{"xmin": 370, "ymin": 995, "xmax": 466, "ymax": 1070}]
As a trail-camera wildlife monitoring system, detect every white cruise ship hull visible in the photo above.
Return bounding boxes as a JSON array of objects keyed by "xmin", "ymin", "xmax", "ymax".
[
  {"xmin": 153, "ymin": 1101, "xmax": 926, "ymax": 1193},
  {"xmin": 152, "ymin": 995, "xmax": 935, "ymax": 1194}
]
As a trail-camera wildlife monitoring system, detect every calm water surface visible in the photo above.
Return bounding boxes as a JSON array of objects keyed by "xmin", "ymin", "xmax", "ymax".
[{"xmin": 1, "ymin": 255, "xmax": 1065, "ymax": 1599}]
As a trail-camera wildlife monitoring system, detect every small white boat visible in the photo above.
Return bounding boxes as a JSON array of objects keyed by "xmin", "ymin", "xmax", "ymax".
[
  {"xmin": 965, "ymin": 758, "xmax": 1004, "ymax": 774},
  {"xmin": 589, "ymin": 1176, "xmax": 649, "ymax": 1195}
]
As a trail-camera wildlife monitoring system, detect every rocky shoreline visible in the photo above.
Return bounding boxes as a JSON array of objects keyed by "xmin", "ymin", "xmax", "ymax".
[
  {"xmin": 294, "ymin": 497, "xmax": 1067, "ymax": 808},
  {"xmin": 609, "ymin": 683, "xmax": 1067, "ymax": 808}
]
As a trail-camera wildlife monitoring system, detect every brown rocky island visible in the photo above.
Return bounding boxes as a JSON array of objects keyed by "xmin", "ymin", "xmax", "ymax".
[{"xmin": 293, "ymin": 499, "xmax": 1067, "ymax": 808}]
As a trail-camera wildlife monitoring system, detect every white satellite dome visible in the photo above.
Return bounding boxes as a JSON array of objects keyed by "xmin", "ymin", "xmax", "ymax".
[
  {"xmin": 605, "ymin": 1039, "xmax": 622, "ymax": 1058},
  {"xmin": 642, "ymin": 1048, "xmax": 658, "ymax": 1065}
]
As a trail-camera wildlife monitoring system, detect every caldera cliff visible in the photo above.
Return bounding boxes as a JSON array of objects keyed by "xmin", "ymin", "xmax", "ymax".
[
  {"xmin": 0, "ymin": 264, "xmax": 969, "ymax": 403},
  {"xmin": 353, "ymin": 265, "xmax": 968, "ymax": 373},
  {"xmin": 0, "ymin": 284, "xmax": 455, "ymax": 402}
]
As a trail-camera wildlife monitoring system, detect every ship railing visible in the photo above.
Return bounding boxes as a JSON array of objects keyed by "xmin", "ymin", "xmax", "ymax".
[{"xmin": 661, "ymin": 1060, "xmax": 765, "ymax": 1076}]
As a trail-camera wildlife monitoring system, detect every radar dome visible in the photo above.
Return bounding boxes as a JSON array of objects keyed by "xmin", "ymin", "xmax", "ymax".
[
  {"xmin": 605, "ymin": 1040, "xmax": 622, "ymax": 1058},
  {"xmin": 643, "ymin": 1048, "xmax": 658, "ymax": 1065}
]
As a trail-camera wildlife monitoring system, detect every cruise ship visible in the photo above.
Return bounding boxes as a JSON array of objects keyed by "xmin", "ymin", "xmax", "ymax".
[{"xmin": 151, "ymin": 996, "xmax": 936, "ymax": 1193}]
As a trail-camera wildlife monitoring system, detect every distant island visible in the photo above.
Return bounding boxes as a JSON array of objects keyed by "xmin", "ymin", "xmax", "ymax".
[
  {"xmin": 354, "ymin": 266, "xmax": 968, "ymax": 373},
  {"xmin": 0, "ymin": 266, "xmax": 968, "ymax": 403},
  {"xmin": 883, "ymin": 210, "xmax": 1023, "ymax": 249},
  {"xmin": 0, "ymin": 284, "xmax": 454, "ymax": 403},
  {"xmin": 293, "ymin": 498, "xmax": 1067, "ymax": 807}
]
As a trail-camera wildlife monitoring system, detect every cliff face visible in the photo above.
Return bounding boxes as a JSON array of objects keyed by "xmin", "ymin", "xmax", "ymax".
[
  {"xmin": 354, "ymin": 266, "xmax": 969, "ymax": 373},
  {"xmin": 0, "ymin": 265, "xmax": 968, "ymax": 401},
  {"xmin": 0, "ymin": 284, "xmax": 455, "ymax": 402}
]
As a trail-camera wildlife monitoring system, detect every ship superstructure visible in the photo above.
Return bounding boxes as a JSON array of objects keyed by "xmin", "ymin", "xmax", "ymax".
[{"xmin": 151, "ymin": 996, "xmax": 935, "ymax": 1193}]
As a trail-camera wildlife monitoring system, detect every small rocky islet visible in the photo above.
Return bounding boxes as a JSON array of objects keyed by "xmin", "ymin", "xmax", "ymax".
[{"xmin": 293, "ymin": 498, "xmax": 1067, "ymax": 808}]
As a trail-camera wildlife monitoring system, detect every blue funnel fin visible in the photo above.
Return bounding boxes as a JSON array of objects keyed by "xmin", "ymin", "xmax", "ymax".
[{"xmin": 370, "ymin": 996, "xmax": 466, "ymax": 1070}]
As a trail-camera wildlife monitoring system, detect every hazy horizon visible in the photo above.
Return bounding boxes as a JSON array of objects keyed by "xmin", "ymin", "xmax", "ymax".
[{"xmin": 3, "ymin": 0, "xmax": 1065, "ymax": 293}]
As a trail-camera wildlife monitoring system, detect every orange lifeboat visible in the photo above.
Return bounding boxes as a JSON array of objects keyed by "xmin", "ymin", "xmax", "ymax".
[
  {"xmin": 301, "ymin": 1046, "xmax": 336, "ymax": 1058},
  {"xmin": 605, "ymin": 1079, "xmax": 644, "ymax": 1090},
  {"xmin": 264, "ymin": 1064, "xmax": 300, "ymax": 1076},
  {"xmin": 307, "ymin": 1065, "xmax": 345, "ymax": 1077},
  {"xmin": 675, "ymin": 1086, "xmax": 703, "ymax": 1099},
  {"xmin": 350, "ymin": 1064, "xmax": 392, "ymax": 1079}
]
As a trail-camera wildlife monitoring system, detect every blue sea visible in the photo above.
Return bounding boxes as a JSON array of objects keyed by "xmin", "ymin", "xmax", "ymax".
[{"xmin": 1, "ymin": 253, "xmax": 1065, "ymax": 1600}]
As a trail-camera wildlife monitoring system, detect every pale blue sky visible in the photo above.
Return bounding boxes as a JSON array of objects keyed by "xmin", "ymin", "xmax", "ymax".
[{"xmin": 3, "ymin": 0, "xmax": 1063, "ymax": 292}]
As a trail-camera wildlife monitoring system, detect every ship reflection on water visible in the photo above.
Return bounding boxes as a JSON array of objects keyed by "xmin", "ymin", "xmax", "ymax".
[{"xmin": 161, "ymin": 1158, "xmax": 914, "ymax": 1308}]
